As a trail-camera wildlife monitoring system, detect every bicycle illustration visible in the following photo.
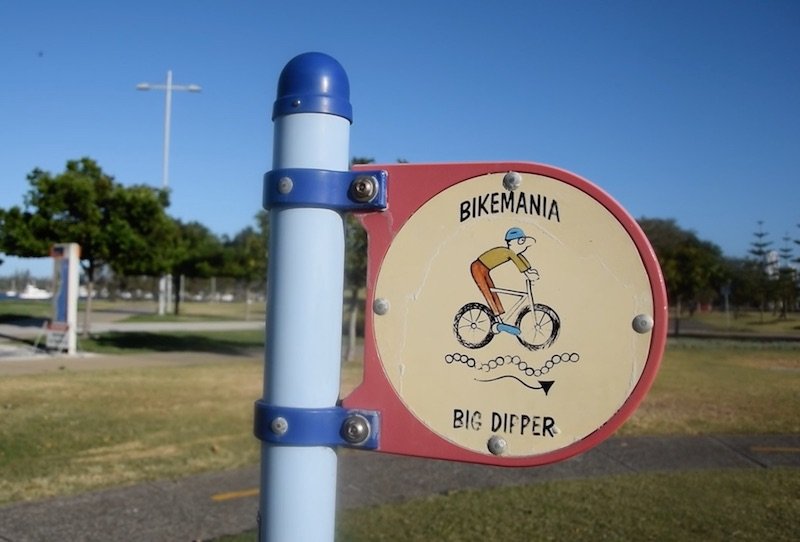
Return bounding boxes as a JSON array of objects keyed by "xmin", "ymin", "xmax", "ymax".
[{"xmin": 453, "ymin": 276, "xmax": 561, "ymax": 351}]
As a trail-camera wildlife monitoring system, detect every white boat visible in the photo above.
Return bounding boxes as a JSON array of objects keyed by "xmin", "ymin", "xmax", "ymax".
[
  {"xmin": 18, "ymin": 284, "xmax": 52, "ymax": 300},
  {"xmin": 4, "ymin": 280, "xmax": 18, "ymax": 297}
]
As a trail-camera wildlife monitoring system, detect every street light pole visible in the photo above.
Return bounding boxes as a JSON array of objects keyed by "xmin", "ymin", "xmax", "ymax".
[
  {"xmin": 136, "ymin": 69, "xmax": 202, "ymax": 189},
  {"xmin": 136, "ymin": 70, "xmax": 201, "ymax": 314},
  {"xmin": 161, "ymin": 69, "xmax": 173, "ymax": 190}
]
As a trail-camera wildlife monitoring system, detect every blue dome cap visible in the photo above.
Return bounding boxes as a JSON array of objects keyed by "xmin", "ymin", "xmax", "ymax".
[{"xmin": 272, "ymin": 52, "xmax": 353, "ymax": 123}]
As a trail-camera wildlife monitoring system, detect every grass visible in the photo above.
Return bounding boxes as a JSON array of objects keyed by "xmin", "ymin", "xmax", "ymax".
[
  {"xmin": 80, "ymin": 329, "xmax": 266, "ymax": 355},
  {"xmin": 215, "ymin": 469, "xmax": 800, "ymax": 542},
  {"xmin": 620, "ymin": 339, "xmax": 800, "ymax": 435},
  {"xmin": 112, "ymin": 300, "xmax": 266, "ymax": 322},
  {"xmin": 0, "ymin": 299, "xmax": 50, "ymax": 324},
  {"xmin": 216, "ymin": 337, "xmax": 800, "ymax": 541},
  {"xmin": 333, "ymin": 469, "xmax": 800, "ymax": 542},
  {"xmin": 0, "ymin": 361, "xmax": 261, "ymax": 504},
  {"xmin": 0, "ymin": 339, "xmax": 796, "ymax": 506},
  {"xmin": 0, "ymin": 334, "xmax": 798, "ymax": 538},
  {"xmin": 675, "ymin": 309, "xmax": 800, "ymax": 335},
  {"xmin": 0, "ymin": 298, "xmax": 266, "ymax": 325},
  {"xmin": 0, "ymin": 356, "xmax": 366, "ymax": 505}
]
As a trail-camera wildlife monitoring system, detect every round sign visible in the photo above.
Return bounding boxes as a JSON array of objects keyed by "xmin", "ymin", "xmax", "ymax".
[{"xmin": 343, "ymin": 162, "xmax": 667, "ymax": 467}]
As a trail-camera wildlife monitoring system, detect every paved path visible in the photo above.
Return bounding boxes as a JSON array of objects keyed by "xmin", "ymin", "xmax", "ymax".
[{"xmin": 0, "ymin": 434, "xmax": 797, "ymax": 542}]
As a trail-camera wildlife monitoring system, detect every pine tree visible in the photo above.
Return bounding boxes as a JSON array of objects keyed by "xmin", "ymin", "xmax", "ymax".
[{"xmin": 748, "ymin": 221, "xmax": 773, "ymax": 321}]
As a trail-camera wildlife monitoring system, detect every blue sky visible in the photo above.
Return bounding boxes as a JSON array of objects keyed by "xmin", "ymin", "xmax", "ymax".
[{"xmin": 1, "ymin": 0, "xmax": 798, "ymax": 277}]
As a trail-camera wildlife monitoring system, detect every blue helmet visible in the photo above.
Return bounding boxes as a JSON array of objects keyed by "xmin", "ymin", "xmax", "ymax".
[{"xmin": 505, "ymin": 227, "xmax": 525, "ymax": 242}]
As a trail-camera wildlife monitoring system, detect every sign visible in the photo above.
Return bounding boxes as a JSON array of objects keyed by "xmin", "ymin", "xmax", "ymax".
[
  {"xmin": 342, "ymin": 162, "xmax": 668, "ymax": 467},
  {"xmin": 49, "ymin": 243, "xmax": 80, "ymax": 355}
]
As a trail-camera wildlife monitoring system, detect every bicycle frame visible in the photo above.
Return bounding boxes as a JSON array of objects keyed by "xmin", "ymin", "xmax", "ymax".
[{"xmin": 489, "ymin": 278, "xmax": 536, "ymax": 322}]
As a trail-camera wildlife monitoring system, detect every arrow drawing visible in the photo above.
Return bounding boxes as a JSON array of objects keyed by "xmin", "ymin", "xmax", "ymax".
[{"xmin": 475, "ymin": 375, "xmax": 555, "ymax": 394}]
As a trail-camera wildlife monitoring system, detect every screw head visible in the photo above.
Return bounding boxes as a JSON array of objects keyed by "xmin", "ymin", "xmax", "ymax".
[
  {"xmin": 341, "ymin": 414, "xmax": 370, "ymax": 445},
  {"xmin": 502, "ymin": 171, "xmax": 522, "ymax": 191},
  {"xmin": 373, "ymin": 297, "xmax": 390, "ymax": 315},
  {"xmin": 270, "ymin": 416, "xmax": 288, "ymax": 436},
  {"xmin": 632, "ymin": 314, "xmax": 654, "ymax": 334},
  {"xmin": 487, "ymin": 435, "xmax": 507, "ymax": 455},
  {"xmin": 277, "ymin": 177, "xmax": 293, "ymax": 195},
  {"xmin": 349, "ymin": 176, "xmax": 378, "ymax": 203}
]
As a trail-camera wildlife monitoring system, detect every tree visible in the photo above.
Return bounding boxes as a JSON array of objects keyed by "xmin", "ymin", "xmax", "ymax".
[
  {"xmin": 0, "ymin": 158, "xmax": 173, "ymax": 334},
  {"xmin": 221, "ymin": 211, "xmax": 269, "ymax": 315},
  {"xmin": 168, "ymin": 220, "xmax": 225, "ymax": 314},
  {"xmin": 342, "ymin": 157, "xmax": 374, "ymax": 362},
  {"xmin": 749, "ymin": 220, "xmax": 773, "ymax": 264},
  {"xmin": 106, "ymin": 185, "xmax": 177, "ymax": 278},
  {"xmin": 224, "ymin": 227, "xmax": 266, "ymax": 285},
  {"xmin": 775, "ymin": 234, "xmax": 797, "ymax": 317},
  {"xmin": 748, "ymin": 220, "xmax": 774, "ymax": 320},
  {"xmin": 795, "ymin": 223, "xmax": 800, "ymax": 265},
  {"xmin": 638, "ymin": 218, "xmax": 726, "ymax": 332},
  {"xmin": 722, "ymin": 257, "xmax": 763, "ymax": 315}
]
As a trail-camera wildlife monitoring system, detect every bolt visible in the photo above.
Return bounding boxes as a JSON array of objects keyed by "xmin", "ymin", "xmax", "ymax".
[
  {"xmin": 632, "ymin": 314, "xmax": 654, "ymax": 334},
  {"xmin": 487, "ymin": 435, "xmax": 507, "ymax": 456},
  {"xmin": 373, "ymin": 297, "xmax": 390, "ymax": 315},
  {"xmin": 341, "ymin": 414, "xmax": 370, "ymax": 445},
  {"xmin": 277, "ymin": 177, "xmax": 293, "ymax": 195},
  {"xmin": 270, "ymin": 416, "xmax": 288, "ymax": 436},
  {"xmin": 502, "ymin": 171, "xmax": 522, "ymax": 191},
  {"xmin": 349, "ymin": 176, "xmax": 378, "ymax": 203}
]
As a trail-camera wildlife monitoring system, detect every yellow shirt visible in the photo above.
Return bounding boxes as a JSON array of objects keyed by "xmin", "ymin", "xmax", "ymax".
[{"xmin": 477, "ymin": 247, "xmax": 530, "ymax": 272}]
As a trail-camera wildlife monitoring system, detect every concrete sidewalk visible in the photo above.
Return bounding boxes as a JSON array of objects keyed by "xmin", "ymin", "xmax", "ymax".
[{"xmin": 0, "ymin": 433, "xmax": 797, "ymax": 542}]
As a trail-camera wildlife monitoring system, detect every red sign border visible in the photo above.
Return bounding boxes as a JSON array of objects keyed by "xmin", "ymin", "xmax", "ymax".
[{"xmin": 342, "ymin": 162, "xmax": 668, "ymax": 467}]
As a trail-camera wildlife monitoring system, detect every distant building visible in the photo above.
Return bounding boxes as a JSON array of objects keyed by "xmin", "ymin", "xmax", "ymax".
[{"xmin": 765, "ymin": 250, "xmax": 779, "ymax": 279}]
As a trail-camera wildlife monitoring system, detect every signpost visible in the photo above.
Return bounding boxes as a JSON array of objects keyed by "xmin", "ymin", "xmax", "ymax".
[
  {"xmin": 257, "ymin": 53, "xmax": 667, "ymax": 541},
  {"xmin": 48, "ymin": 243, "xmax": 80, "ymax": 355},
  {"xmin": 256, "ymin": 52, "xmax": 383, "ymax": 542},
  {"xmin": 342, "ymin": 163, "xmax": 668, "ymax": 466}
]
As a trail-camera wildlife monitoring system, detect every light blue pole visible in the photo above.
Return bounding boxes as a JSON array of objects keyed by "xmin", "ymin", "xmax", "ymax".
[{"xmin": 260, "ymin": 53, "xmax": 352, "ymax": 541}]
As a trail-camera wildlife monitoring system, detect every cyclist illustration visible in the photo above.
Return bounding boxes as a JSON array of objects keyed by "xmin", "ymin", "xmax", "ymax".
[
  {"xmin": 455, "ymin": 227, "xmax": 560, "ymax": 351},
  {"xmin": 470, "ymin": 227, "xmax": 539, "ymax": 336}
]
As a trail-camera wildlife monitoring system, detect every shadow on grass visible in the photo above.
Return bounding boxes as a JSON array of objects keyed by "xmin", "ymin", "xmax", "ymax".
[
  {"xmin": 0, "ymin": 314, "xmax": 48, "ymax": 327},
  {"xmin": 0, "ymin": 333, "xmax": 37, "ymax": 347},
  {"xmin": 85, "ymin": 331, "xmax": 264, "ymax": 356}
]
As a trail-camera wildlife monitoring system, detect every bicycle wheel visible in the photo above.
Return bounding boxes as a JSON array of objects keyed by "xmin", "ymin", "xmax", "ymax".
[
  {"xmin": 515, "ymin": 304, "xmax": 560, "ymax": 350},
  {"xmin": 453, "ymin": 303, "xmax": 496, "ymax": 349}
]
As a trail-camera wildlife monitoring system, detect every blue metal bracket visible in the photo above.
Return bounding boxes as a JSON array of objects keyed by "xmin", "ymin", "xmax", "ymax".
[
  {"xmin": 263, "ymin": 168, "xmax": 388, "ymax": 212},
  {"xmin": 254, "ymin": 400, "xmax": 380, "ymax": 449}
]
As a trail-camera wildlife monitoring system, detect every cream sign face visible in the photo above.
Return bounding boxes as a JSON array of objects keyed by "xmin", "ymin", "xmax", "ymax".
[{"xmin": 343, "ymin": 163, "xmax": 667, "ymax": 466}]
